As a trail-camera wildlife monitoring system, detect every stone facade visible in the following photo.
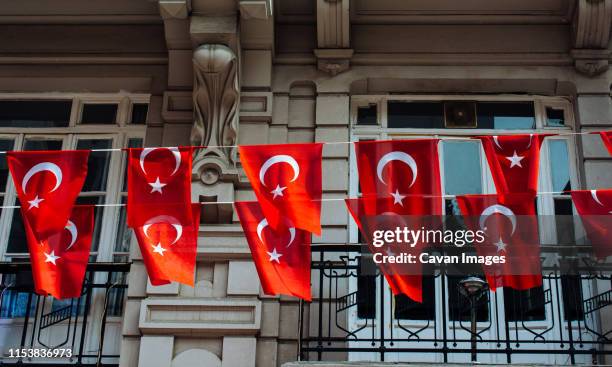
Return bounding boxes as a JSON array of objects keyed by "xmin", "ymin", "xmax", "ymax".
[{"xmin": 1, "ymin": 0, "xmax": 611, "ymax": 366}]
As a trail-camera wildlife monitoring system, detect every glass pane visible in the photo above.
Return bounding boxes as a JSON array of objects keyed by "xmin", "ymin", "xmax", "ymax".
[
  {"xmin": 51, "ymin": 296, "xmax": 85, "ymax": 316},
  {"xmin": 80, "ymin": 104, "xmax": 118, "ymax": 124},
  {"xmin": 131, "ymin": 103, "xmax": 148, "ymax": 124},
  {"xmin": 561, "ymin": 275, "xmax": 584, "ymax": 321},
  {"xmin": 108, "ymin": 271, "xmax": 127, "ymax": 316},
  {"xmin": 0, "ymin": 139, "xmax": 15, "ymax": 192},
  {"xmin": 443, "ymin": 141, "xmax": 482, "ymax": 195},
  {"xmin": 357, "ymin": 104, "xmax": 377, "ymax": 125},
  {"xmin": 477, "ymin": 102, "xmax": 535, "ymax": 129},
  {"xmin": 23, "ymin": 139, "xmax": 62, "ymax": 151},
  {"xmin": 394, "ymin": 276, "xmax": 436, "ymax": 320},
  {"xmin": 0, "ymin": 100, "xmax": 71, "ymax": 128},
  {"xmin": 76, "ymin": 196, "xmax": 104, "ymax": 252},
  {"xmin": 503, "ymin": 286, "xmax": 546, "ymax": 321},
  {"xmin": 546, "ymin": 107, "xmax": 565, "ymax": 127},
  {"xmin": 115, "ymin": 196, "xmax": 131, "ymax": 253},
  {"xmin": 122, "ymin": 138, "xmax": 144, "ymax": 191},
  {"xmin": 549, "ymin": 140, "xmax": 571, "ymax": 193},
  {"xmin": 6, "ymin": 202, "xmax": 26, "ymax": 253},
  {"xmin": 77, "ymin": 139, "xmax": 112, "ymax": 191},
  {"xmin": 0, "ymin": 274, "xmax": 36, "ymax": 318},
  {"xmin": 388, "ymin": 102, "xmax": 444, "ymax": 129},
  {"xmin": 357, "ymin": 256, "xmax": 376, "ymax": 319},
  {"xmin": 554, "ymin": 198, "xmax": 575, "ymax": 245}
]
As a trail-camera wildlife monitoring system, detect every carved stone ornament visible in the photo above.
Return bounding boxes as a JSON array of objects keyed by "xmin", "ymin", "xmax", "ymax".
[{"xmin": 191, "ymin": 44, "xmax": 240, "ymax": 168}]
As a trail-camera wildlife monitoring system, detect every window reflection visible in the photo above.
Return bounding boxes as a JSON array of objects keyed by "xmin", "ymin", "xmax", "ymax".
[
  {"xmin": 77, "ymin": 139, "xmax": 112, "ymax": 192},
  {"xmin": 443, "ymin": 141, "xmax": 482, "ymax": 195}
]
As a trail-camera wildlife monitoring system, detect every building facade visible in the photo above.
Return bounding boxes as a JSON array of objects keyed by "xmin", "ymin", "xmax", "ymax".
[{"xmin": 1, "ymin": 0, "xmax": 612, "ymax": 366}]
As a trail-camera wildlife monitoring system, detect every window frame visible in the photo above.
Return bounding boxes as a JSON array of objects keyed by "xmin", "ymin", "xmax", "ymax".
[
  {"xmin": 0, "ymin": 93, "xmax": 148, "ymax": 263},
  {"xmin": 349, "ymin": 94, "xmax": 580, "ymax": 327}
]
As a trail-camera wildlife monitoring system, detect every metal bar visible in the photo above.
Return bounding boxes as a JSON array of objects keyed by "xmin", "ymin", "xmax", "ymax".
[
  {"xmin": 78, "ymin": 274, "xmax": 93, "ymax": 364},
  {"xmin": 97, "ymin": 273, "xmax": 117, "ymax": 366},
  {"xmin": 317, "ymin": 250, "xmax": 324, "ymax": 361}
]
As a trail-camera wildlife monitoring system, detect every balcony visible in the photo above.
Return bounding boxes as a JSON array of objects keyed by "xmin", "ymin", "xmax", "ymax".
[
  {"xmin": 299, "ymin": 245, "xmax": 612, "ymax": 365},
  {"xmin": 0, "ymin": 262, "xmax": 129, "ymax": 366}
]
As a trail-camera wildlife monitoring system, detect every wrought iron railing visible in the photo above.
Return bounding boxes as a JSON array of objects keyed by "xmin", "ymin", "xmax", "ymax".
[
  {"xmin": 299, "ymin": 245, "xmax": 612, "ymax": 364},
  {"xmin": 0, "ymin": 262, "xmax": 130, "ymax": 366}
]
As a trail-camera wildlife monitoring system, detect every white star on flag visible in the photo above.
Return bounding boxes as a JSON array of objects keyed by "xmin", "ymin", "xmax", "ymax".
[
  {"xmin": 44, "ymin": 250, "xmax": 60, "ymax": 265},
  {"xmin": 390, "ymin": 189, "xmax": 406, "ymax": 206},
  {"xmin": 148, "ymin": 177, "xmax": 167, "ymax": 194},
  {"xmin": 270, "ymin": 184, "xmax": 287, "ymax": 199},
  {"xmin": 505, "ymin": 151, "xmax": 525, "ymax": 168},
  {"xmin": 151, "ymin": 243, "xmax": 167, "ymax": 256},
  {"xmin": 28, "ymin": 195, "xmax": 44, "ymax": 210},
  {"xmin": 267, "ymin": 248, "xmax": 283, "ymax": 263},
  {"xmin": 494, "ymin": 238, "xmax": 507, "ymax": 253}
]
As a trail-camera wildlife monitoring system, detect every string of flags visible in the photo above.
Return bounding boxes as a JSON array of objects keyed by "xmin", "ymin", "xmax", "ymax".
[{"xmin": 4, "ymin": 131, "xmax": 612, "ymax": 301}]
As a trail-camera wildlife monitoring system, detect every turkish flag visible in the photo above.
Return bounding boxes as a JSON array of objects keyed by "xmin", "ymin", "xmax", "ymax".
[
  {"xmin": 7, "ymin": 150, "xmax": 89, "ymax": 238},
  {"xmin": 571, "ymin": 189, "xmax": 612, "ymax": 259},
  {"xmin": 598, "ymin": 131, "xmax": 612, "ymax": 156},
  {"xmin": 133, "ymin": 203, "xmax": 201, "ymax": 286},
  {"xmin": 127, "ymin": 147, "xmax": 194, "ymax": 227},
  {"xmin": 345, "ymin": 197, "xmax": 443, "ymax": 303},
  {"xmin": 23, "ymin": 205, "xmax": 94, "ymax": 299},
  {"xmin": 477, "ymin": 134, "xmax": 547, "ymax": 195},
  {"xmin": 456, "ymin": 193, "xmax": 542, "ymax": 291},
  {"xmin": 235, "ymin": 201, "xmax": 311, "ymax": 301},
  {"xmin": 239, "ymin": 143, "xmax": 323, "ymax": 235},
  {"xmin": 354, "ymin": 139, "xmax": 442, "ymax": 211}
]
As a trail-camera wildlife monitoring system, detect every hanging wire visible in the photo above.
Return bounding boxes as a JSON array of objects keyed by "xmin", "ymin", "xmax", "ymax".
[
  {"xmin": 0, "ymin": 129, "xmax": 609, "ymax": 154},
  {"xmin": 0, "ymin": 191, "xmax": 571, "ymax": 209}
]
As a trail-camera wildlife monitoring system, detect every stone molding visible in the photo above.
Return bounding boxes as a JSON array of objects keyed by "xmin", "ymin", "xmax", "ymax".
[
  {"xmin": 139, "ymin": 298, "xmax": 261, "ymax": 336},
  {"xmin": 192, "ymin": 44, "xmax": 240, "ymax": 172},
  {"xmin": 315, "ymin": 0, "xmax": 353, "ymax": 75},
  {"xmin": 571, "ymin": 0, "xmax": 612, "ymax": 76}
]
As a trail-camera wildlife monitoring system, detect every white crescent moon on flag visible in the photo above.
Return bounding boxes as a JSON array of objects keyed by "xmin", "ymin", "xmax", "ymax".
[
  {"xmin": 479, "ymin": 204, "xmax": 517, "ymax": 236},
  {"xmin": 525, "ymin": 134, "xmax": 533, "ymax": 149},
  {"xmin": 139, "ymin": 147, "xmax": 181, "ymax": 176},
  {"xmin": 376, "ymin": 151, "xmax": 418, "ymax": 188},
  {"xmin": 64, "ymin": 220, "xmax": 78, "ymax": 251},
  {"xmin": 143, "ymin": 215, "xmax": 183, "ymax": 245},
  {"xmin": 22, "ymin": 162, "xmax": 63, "ymax": 194},
  {"xmin": 591, "ymin": 189, "xmax": 605, "ymax": 207},
  {"xmin": 256, "ymin": 218, "xmax": 296, "ymax": 248},
  {"xmin": 258, "ymin": 155, "xmax": 300, "ymax": 188},
  {"xmin": 493, "ymin": 136, "xmax": 503, "ymax": 150}
]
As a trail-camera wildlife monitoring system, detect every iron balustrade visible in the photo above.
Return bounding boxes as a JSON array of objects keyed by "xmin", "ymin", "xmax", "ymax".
[
  {"xmin": 0, "ymin": 262, "xmax": 130, "ymax": 366},
  {"xmin": 299, "ymin": 244, "xmax": 612, "ymax": 364}
]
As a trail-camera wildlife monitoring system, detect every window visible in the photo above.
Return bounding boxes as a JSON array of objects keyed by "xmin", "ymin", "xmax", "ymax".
[
  {"xmin": 80, "ymin": 103, "xmax": 118, "ymax": 124},
  {"xmin": 130, "ymin": 103, "xmax": 149, "ymax": 125},
  {"xmin": 351, "ymin": 95, "xmax": 578, "ymax": 325},
  {"xmin": 0, "ymin": 100, "xmax": 72, "ymax": 128},
  {"xmin": 0, "ymin": 93, "xmax": 147, "ymax": 318}
]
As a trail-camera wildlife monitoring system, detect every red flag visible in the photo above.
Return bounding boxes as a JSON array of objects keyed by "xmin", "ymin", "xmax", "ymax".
[
  {"xmin": 24, "ymin": 205, "xmax": 94, "ymax": 299},
  {"xmin": 352, "ymin": 139, "xmax": 442, "ymax": 302},
  {"xmin": 345, "ymin": 197, "xmax": 443, "ymax": 303},
  {"xmin": 133, "ymin": 204, "xmax": 201, "ymax": 286},
  {"xmin": 7, "ymin": 150, "xmax": 89, "ymax": 238},
  {"xmin": 235, "ymin": 201, "xmax": 311, "ymax": 300},
  {"xmin": 354, "ymin": 139, "xmax": 442, "ymax": 208},
  {"xmin": 476, "ymin": 134, "xmax": 547, "ymax": 195},
  {"xmin": 127, "ymin": 147, "xmax": 193, "ymax": 227},
  {"xmin": 456, "ymin": 193, "xmax": 542, "ymax": 291},
  {"xmin": 598, "ymin": 131, "xmax": 612, "ymax": 156},
  {"xmin": 570, "ymin": 189, "xmax": 612, "ymax": 259},
  {"xmin": 238, "ymin": 143, "xmax": 323, "ymax": 235}
]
